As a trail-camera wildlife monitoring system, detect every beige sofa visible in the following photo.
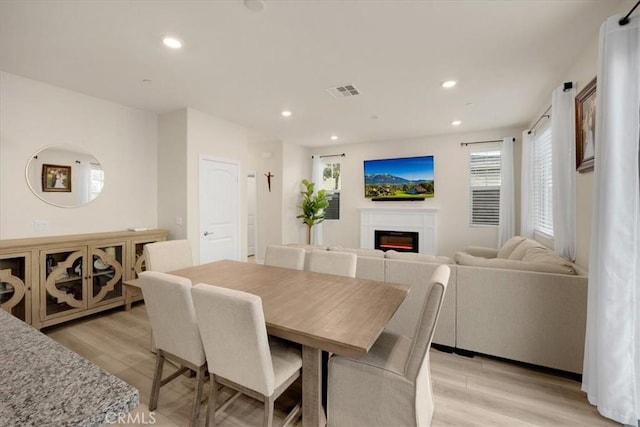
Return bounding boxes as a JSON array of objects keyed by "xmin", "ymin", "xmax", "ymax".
[
  {"xmin": 288, "ymin": 244, "xmax": 457, "ymax": 348},
  {"xmin": 288, "ymin": 238, "xmax": 587, "ymax": 374},
  {"xmin": 454, "ymin": 237, "xmax": 588, "ymax": 374}
]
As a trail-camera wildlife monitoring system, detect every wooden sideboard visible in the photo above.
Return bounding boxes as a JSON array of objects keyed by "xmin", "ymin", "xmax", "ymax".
[{"xmin": 0, "ymin": 229, "xmax": 167, "ymax": 329}]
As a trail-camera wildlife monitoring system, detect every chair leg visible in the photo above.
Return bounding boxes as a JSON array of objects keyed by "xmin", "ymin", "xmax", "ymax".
[
  {"xmin": 149, "ymin": 351, "xmax": 165, "ymax": 411},
  {"xmin": 206, "ymin": 375, "xmax": 218, "ymax": 427},
  {"xmin": 263, "ymin": 395, "xmax": 274, "ymax": 427},
  {"xmin": 190, "ymin": 365, "xmax": 206, "ymax": 427}
]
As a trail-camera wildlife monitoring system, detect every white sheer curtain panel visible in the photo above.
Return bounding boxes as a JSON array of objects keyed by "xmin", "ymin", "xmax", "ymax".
[
  {"xmin": 75, "ymin": 161, "xmax": 91, "ymax": 205},
  {"xmin": 520, "ymin": 130, "xmax": 535, "ymax": 238},
  {"xmin": 311, "ymin": 155, "xmax": 324, "ymax": 246},
  {"xmin": 582, "ymin": 14, "xmax": 640, "ymax": 427},
  {"xmin": 498, "ymin": 137, "xmax": 515, "ymax": 246},
  {"xmin": 551, "ymin": 83, "xmax": 577, "ymax": 260}
]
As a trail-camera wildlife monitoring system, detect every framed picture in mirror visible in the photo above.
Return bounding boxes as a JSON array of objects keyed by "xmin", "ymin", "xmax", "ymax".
[
  {"xmin": 575, "ymin": 77, "xmax": 596, "ymax": 172},
  {"xmin": 42, "ymin": 164, "xmax": 72, "ymax": 192}
]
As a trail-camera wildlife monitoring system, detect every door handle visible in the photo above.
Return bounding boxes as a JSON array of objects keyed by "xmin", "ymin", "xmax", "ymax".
[{"xmin": 204, "ymin": 231, "xmax": 212, "ymax": 236}]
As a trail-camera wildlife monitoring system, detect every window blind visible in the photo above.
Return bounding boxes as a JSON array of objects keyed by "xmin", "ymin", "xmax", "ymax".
[
  {"xmin": 321, "ymin": 162, "xmax": 341, "ymax": 220},
  {"xmin": 470, "ymin": 150, "xmax": 501, "ymax": 226},
  {"xmin": 533, "ymin": 126, "xmax": 553, "ymax": 236}
]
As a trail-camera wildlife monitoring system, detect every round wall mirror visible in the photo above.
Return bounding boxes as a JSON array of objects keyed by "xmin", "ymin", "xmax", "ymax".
[{"xmin": 26, "ymin": 145, "xmax": 105, "ymax": 208}]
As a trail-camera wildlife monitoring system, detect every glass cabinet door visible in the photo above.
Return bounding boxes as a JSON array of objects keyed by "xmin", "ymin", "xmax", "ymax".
[
  {"xmin": 0, "ymin": 253, "xmax": 31, "ymax": 323},
  {"xmin": 89, "ymin": 243, "xmax": 124, "ymax": 307},
  {"xmin": 41, "ymin": 247, "xmax": 87, "ymax": 319},
  {"xmin": 131, "ymin": 239, "xmax": 159, "ymax": 279}
]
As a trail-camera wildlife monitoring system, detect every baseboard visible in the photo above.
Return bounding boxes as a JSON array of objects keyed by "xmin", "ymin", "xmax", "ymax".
[
  {"xmin": 450, "ymin": 346, "xmax": 583, "ymax": 382},
  {"xmin": 432, "ymin": 343, "xmax": 455, "ymax": 354}
]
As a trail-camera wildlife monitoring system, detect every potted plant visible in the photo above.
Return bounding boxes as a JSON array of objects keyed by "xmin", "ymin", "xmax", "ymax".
[{"xmin": 297, "ymin": 179, "xmax": 330, "ymax": 244}]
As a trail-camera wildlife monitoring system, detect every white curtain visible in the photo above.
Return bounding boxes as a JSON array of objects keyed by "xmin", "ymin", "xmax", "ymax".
[
  {"xmin": 75, "ymin": 161, "xmax": 91, "ymax": 205},
  {"xmin": 498, "ymin": 137, "xmax": 515, "ymax": 246},
  {"xmin": 520, "ymin": 130, "xmax": 535, "ymax": 238},
  {"xmin": 582, "ymin": 14, "xmax": 640, "ymax": 427},
  {"xmin": 551, "ymin": 83, "xmax": 577, "ymax": 260},
  {"xmin": 311, "ymin": 155, "xmax": 324, "ymax": 246}
]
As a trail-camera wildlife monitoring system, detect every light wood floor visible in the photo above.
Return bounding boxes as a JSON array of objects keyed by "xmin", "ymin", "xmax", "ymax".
[{"xmin": 44, "ymin": 304, "xmax": 618, "ymax": 427}]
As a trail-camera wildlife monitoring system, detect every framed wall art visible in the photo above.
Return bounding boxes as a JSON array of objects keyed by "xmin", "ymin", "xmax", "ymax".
[
  {"xmin": 575, "ymin": 77, "xmax": 596, "ymax": 172},
  {"xmin": 42, "ymin": 164, "xmax": 72, "ymax": 192}
]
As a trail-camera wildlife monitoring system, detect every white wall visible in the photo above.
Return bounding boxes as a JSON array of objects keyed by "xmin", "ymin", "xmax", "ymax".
[
  {"xmin": 186, "ymin": 108, "xmax": 249, "ymax": 261},
  {"xmin": 157, "ymin": 110, "xmax": 188, "ymax": 240},
  {"xmin": 0, "ymin": 72, "xmax": 158, "ymax": 239},
  {"xmin": 248, "ymin": 140, "xmax": 284, "ymax": 261},
  {"xmin": 310, "ymin": 128, "xmax": 522, "ymax": 257},
  {"xmin": 158, "ymin": 108, "xmax": 250, "ymax": 261},
  {"xmin": 282, "ymin": 143, "xmax": 310, "ymax": 245}
]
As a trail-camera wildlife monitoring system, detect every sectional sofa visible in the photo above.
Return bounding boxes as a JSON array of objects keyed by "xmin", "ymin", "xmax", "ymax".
[{"xmin": 289, "ymin": 238, "xmax": 588, "ymax": 374}]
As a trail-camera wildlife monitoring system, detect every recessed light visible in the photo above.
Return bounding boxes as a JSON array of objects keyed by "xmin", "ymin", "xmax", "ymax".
[
  {"xmin": 441, "ymin": 80, "xmax": 457, "ymax": 88},
  {"xmin": 451, "ymin": 120, "xmax": 462, "ymax": 126},
  {"xmin": 162, "ymin": 37, "xmax": 182, "ymax": 49},
  {"xmin": 281, "ymin": 110, "xmax": 292, "ymax": 117},
  {"xmin": 330, "ymin": 135, "xmax": 339, "ymax": 141}
]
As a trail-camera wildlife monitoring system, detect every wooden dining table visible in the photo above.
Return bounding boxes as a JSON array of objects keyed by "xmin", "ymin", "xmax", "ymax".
[{"xmin": 126, "ymin": 259, "xmax": 408, "ymax": 427}]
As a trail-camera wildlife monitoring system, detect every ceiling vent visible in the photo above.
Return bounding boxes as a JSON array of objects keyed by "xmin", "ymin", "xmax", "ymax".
[{"xmin": 326, "ymin": 84, "xmax": 361, "ymax": 98}]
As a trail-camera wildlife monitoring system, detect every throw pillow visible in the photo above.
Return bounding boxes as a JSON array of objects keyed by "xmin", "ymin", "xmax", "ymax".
[
  {"xmin": 508, "ymin": 238, "xmax": 546, "ymax": 260},
  {"xmin": 455, "ymin": 252, "xmax": 576, "ymax": 274},
  {"xmin": 522, "ymin": 247, "xmax": 576, "ymax": 275},
  {"xmin": 496, "ymin": 236, "xmax": 526, "ymax": 258}
]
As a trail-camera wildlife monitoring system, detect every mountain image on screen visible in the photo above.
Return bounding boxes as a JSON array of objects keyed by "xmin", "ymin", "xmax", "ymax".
[{"xmin": 364, "ymin": 156, "xmax": 434, "ymax": 199}]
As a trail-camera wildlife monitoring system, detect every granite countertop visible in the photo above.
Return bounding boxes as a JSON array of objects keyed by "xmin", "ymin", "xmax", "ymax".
[{"xmin": 0, "ymin": 310, "xmax": 139, "ymax": 426}]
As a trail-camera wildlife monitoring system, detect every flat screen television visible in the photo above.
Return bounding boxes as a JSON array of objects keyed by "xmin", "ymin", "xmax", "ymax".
[{"xmin": 364, "ymin": 155, "xmax": 434, "ymax": 200}]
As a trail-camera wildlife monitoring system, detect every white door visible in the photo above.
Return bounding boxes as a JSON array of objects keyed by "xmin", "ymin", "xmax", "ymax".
[
  {"xmin": 199, "ymin": 156, "xmax": 240, "ymax": 263},
  {"xmin": 247, "ymin": 173, "xmax": 257, "ymax": 256}
]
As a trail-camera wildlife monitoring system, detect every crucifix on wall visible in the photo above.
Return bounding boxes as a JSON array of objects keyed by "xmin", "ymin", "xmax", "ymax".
[{"xmin": 264, "ymin": 171, "xmax": 274, "ymax": 192}]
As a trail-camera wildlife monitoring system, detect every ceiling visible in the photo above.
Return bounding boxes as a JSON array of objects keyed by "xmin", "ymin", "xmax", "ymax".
[{"xmin": 0, "ymin": 0, "xmax": 626, "ymax": 147}]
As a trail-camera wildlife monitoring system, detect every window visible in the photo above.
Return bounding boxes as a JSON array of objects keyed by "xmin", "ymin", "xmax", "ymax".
[
  {"xmin": 321, "ymin": 162, "xmax": 341, "ymax": 220},
  {"xmin": 532, "ymin": 126, "xmax": 553, "ymax": 236},
  {"xmin": 90, "ymin": 164, "xmax": 104, "ymax": 201},
  {"xmin": 469, "ymin": 150, "xmax": 501, "ymax": 226}
]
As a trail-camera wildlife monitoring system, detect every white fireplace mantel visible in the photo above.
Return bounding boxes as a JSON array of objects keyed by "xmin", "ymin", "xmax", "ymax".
[{"xmin": 360, "ymin": 207, "xmax": 438, "ymax": 254}]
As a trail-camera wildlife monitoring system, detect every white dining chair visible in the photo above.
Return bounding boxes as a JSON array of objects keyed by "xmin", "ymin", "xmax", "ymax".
[
  {"xmin": 143, "ymin": 239, "xmax": 193, "ymax": 273},
  {"xmin": 191, "ymin": 283, "xmax": 302, "ymax": 427},
  {"xmin": 307, "ymin": 250, "xmax": 357, "ymax": 278},
  {"xmin": 142, "ymin": 239, "xmax": 194, "ymax": 353},
  {"xmin": 138, "ymin": 271, "xmax": 207, "ymax": 427},
  {"xmin": 326, "ymin": 264, "xmax": 450, "ymax": 427},
  {"xmin": 264, "ymin": 245, "xmax": 306, "ymax": 270}
]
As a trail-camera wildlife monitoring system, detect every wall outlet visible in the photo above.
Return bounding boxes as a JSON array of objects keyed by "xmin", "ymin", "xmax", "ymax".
[
  {"xmin": 175, "ymin": 216, "xmax": 183, "ymax": 225},
  {"xmin": 34, "ymin": 220, "xmax": 49, "ymax": 231}
]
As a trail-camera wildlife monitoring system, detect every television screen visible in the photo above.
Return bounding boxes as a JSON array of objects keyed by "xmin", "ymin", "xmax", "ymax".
[{"xmin": 364, "ymin": 155, "xmax": 434, "ymax": 200}]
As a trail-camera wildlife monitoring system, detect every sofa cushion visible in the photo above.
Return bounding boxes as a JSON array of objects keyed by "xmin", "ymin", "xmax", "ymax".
[
  {"xmin": 385, "ymin": 250, "xmax": 452, "ymax": 264},
  {"xmin": 497, "ymin": 236, "xmax": 527, "ymax": 259},
  {"xmin": 455, "ymin": 252, "xmax": 576, "ymax": 275},
  {"xmin": 508, "ymin": 238, "xmax": 546, "ymax": 260},
  {"xmin": 522, "ymin": 247, "xmax": 576, "ymax": 275},
  {"xmin": 328, "ymin": 246, "xmax": 385, "ymax": 258},
  {"xmin": 462, "ymin": 246, "xmax": 499, "ymax": 258}
]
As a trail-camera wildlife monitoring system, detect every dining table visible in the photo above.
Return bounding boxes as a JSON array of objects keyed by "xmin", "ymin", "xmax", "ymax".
[{"xmin": 127, "ymin": 259, "xmax": 409, "ymax": 427}]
